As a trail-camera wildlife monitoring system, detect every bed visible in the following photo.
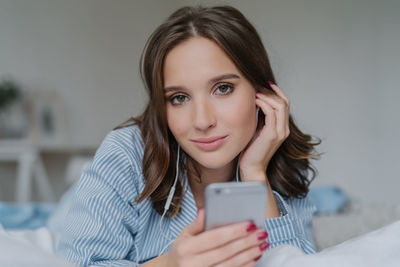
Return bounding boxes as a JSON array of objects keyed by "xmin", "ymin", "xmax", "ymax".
[{"xmin": 1, "ymin": 186, "xmax": 400, "ymax": 266}]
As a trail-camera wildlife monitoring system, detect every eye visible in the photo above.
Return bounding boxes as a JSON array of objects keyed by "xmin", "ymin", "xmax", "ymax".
[
  {"xmin": 170, "ymin": 94, "xmax": 189, "ymax": 105},
  {"xmin": 215, "ymin": 83, "xmax": 234, "ymax": 95}
]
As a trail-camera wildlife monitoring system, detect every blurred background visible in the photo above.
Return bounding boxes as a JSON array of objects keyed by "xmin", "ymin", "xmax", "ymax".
[{"xmin": 0, "ymin": 0, "xmax": 399, "ymax": 208}]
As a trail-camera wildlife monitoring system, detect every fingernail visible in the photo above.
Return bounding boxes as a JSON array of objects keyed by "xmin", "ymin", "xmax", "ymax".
[
  {"xmin": 254, "ymin": 255, "xmax": 262, "ymax": 262},
  {"xmin": 257, "ymin": 231, "xmax": 268, "ymax": 240},
  {"xmin": 259, "ymin": 242, "xmax": 270, "ymax": 251},
  {"xmin": 268, "ymin": 81, "xmax": 274, "ymax": 86},
  {"xmin": 246, "ymin": 223, "xmax": 257, "ymax": 232}
]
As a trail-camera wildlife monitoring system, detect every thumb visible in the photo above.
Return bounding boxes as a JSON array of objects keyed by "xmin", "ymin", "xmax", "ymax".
[{"xmin": 183, "ymin": 208, "xmax": 205, "ymax": 236}]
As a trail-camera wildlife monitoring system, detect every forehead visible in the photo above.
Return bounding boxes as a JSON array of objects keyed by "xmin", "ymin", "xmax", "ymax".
[{"xmin": 163, "ymin": 37, "xmax": 240, "ymax": 87}]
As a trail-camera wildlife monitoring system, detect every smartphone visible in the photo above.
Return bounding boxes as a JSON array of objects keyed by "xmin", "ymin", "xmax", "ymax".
[{"xmin": 205, "ymin": 182, "xmax": 268, "ymax": 230}]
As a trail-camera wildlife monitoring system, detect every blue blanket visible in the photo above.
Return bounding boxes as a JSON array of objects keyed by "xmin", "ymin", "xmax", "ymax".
[{"xmin": 0, "ymin": 202, "xmax": 57, "ymax": 230}]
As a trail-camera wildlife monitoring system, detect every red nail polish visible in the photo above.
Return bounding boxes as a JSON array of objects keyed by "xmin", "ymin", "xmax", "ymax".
[
  {"xmin": 268, "ymin": 81, "xmax": 274, "ymax": 86},
  {"xmin": 254, "ymin": 255, "xmax": 262, "ymax": 262},
  {"xmin": 246, "ymin": 223, "xmax": 257, "ymax": 232},
  {"xmin": 259, "ymin": 242, "xmax": 270, "ymax": 251},
  {"xmin": 257, "ymin": 231, "xmax": 268, "ymax": 240}
]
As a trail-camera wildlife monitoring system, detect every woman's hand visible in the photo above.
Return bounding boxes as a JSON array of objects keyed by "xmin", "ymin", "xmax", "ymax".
[
  {"xmin": 239, "ymin": 81, "xmax": 290, "ymax": 183},
  {"xmin": 165, "ymin": 209, "xmax": 269, "ymax": 267}
]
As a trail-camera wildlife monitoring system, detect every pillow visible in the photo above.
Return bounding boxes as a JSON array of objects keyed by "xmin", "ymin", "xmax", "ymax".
[{"xmin": 308, "ymin": 186, "xmax": 349, "ymax": 214}]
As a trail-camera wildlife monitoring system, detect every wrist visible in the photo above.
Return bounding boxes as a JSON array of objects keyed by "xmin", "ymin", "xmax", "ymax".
[
  {"xmin": 240, "ymin": 169, "xmax": 267, "ymax": 183},
  {"xmin": 164, "ymin": 251, "xmax": 174, "ymax": 267},
  {"xmin": 141, "ymin": 251, "xmax": 173, "ymax": 267}
]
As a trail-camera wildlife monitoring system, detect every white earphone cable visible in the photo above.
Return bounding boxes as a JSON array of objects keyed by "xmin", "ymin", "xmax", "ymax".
[
  {"xmin": 159, "ymin": 145, "xmax": 180, "ymax": 248},
  {"xmin": 136, "ymin": 146, "xmax": 180, "ymax": 265}
]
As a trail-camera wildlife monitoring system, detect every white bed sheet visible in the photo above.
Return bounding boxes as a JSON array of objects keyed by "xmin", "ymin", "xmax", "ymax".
[
  {"xmin": 0, "ymin": 226, "xmax": 73, "ymax": 267},
  {"xmin": 258, "ymin": 220, "xmax": 400, "ymax": 267}
]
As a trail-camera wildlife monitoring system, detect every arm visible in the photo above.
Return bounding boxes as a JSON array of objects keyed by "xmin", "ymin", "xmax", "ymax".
[
  {"xmin": 238, "ymin": 82, "xmax": 316, "ymax": 253},
  {"xmin": 56, "ymin": 137, "xmax": 140, "ymax": 266}
]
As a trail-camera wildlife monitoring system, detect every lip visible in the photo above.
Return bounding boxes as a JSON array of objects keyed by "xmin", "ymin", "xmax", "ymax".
[{"xmin": 191, "ymin": 136, "xmax": 228, "ymax": 151}]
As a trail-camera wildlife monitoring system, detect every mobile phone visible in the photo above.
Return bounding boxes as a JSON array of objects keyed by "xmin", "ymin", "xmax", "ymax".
[{"xmin": 205, "ymin": 182, "xmax": 268, "ymax": 230}]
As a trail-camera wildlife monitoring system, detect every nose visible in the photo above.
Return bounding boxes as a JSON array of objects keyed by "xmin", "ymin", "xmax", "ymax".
[{"xmin": 192, "ymin": 99, "xmax": 216, "ymax": 131}]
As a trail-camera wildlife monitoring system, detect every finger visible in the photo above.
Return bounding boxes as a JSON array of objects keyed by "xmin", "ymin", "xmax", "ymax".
[
  {"xmin": 256, "ymin": 92, "xmax": 289, "ymax": 111},
  {"xmin": 268, "ymin": 81, "xmax": 290, "ymax": 105},
  {"xmin": 233, "ymin": 242, "xmax": 269, "ymax": 267},
  {"xmin": 182, "ymin": 208, "xmax": 205, "ymax": 236},
  {"xmin": 256, "ymin": 95, "xmax": 289, "ymax": 138},
  {"xmin": 204, "ymin": 230, "xmax": 268, "ymax": 267},
  {"xmin": 212, "ymin": 241, "xmax": 269, "ymax": 267},
  {"xmin": 255, "ymin": 98, "xmax": 277, "ymax": 134},
  {"xmin": 186, "ymin": 221, "xmax": 256, "ymax": 254},
  {"xmin": 241, "ymin": 243, "xmax": 269, "ymax": 266},
  {"xmin": 242, "ymin": 261, "xmax": 258, "ymax": 267}
]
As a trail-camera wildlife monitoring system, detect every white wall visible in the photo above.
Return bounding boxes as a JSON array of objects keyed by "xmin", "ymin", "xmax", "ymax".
[
  {"xmin": 0, "ymin": 0, "xmax": 178, "ymax": 146},
  {"xmin": 188, "ymin": 0, "xmax": 400, "ymax": 203},
  {"xmin": 1, "ymin": 0, "xmax": 399, "ymax": 203},
  {"xmin": 0, "ymin": 0, "xmax": 180, "ymax": 200}
]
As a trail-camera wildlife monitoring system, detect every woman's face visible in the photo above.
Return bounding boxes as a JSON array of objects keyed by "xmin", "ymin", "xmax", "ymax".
[{"xmin": 163, "ymin": 37, "xmax": 257, "ymax": 170}]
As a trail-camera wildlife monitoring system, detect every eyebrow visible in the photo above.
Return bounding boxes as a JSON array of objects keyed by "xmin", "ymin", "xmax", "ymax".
[{"xmin": 163, "ymin": 73, "xmax": 240, "ymax": 93}]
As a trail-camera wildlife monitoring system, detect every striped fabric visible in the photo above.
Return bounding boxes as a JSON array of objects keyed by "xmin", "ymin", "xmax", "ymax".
[{"xmin": 56, "ymin": 125, "xmax": 316, "ymax": 266}]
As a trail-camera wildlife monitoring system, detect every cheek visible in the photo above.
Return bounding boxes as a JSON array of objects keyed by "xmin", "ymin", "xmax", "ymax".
[
  {"xmin": 220, "ymin": 96, "xmax": 256, "ymax": 141},
  {"xmin": 167, "ymin": 107, "xmax": 188, "ymax": 140},
  {"xmin": 222, "ymin": 96, "xmax": 255, "ymax": 127}
]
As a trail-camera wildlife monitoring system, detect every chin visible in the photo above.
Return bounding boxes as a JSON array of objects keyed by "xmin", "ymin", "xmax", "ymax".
[
  {"xmin": 196, "ymin": 160, "xmax": 228, "ymax": 170},
  {"xmin": 191, "ymin": 151, "xmax": 237, "ymax": 170}
]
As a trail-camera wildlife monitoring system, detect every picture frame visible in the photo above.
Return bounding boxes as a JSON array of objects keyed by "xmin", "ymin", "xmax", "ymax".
[{"xmin": 27, "ymin": 90, "xmax": 69, "ymax": 146}]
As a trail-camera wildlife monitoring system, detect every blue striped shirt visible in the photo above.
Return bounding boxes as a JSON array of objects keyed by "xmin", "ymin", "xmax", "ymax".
[{"xmin": 56, "ymin": 125, "xmax": 316, "ymax": 266}]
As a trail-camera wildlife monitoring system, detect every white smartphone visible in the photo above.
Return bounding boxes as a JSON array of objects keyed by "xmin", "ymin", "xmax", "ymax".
[{"xmin": 205, "ymin": 182, "xmax": 268, "ymax": 230}]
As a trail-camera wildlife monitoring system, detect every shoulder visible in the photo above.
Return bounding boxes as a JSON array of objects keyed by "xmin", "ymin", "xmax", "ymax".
[
  {"xmin": 97, "ymin": 124, "xmax": 144, "ymax": 169},
  {"xmin": 102, "ymin": 124, "xmax": 144, "ymax": 155},
  {"xmin": 83, "ymin": 124, "xmax": 146, "ymax": 201}
]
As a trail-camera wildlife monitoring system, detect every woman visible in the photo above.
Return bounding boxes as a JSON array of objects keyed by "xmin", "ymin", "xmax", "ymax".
[{"xmin": 57, "ymin": 5, "xmax": 320, "ymax": 267}]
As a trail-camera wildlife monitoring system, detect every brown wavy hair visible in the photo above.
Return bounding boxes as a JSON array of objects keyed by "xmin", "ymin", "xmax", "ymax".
[{"xmin": 116, "ymin": 5, "xmax": 322, "ymax": 217}]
